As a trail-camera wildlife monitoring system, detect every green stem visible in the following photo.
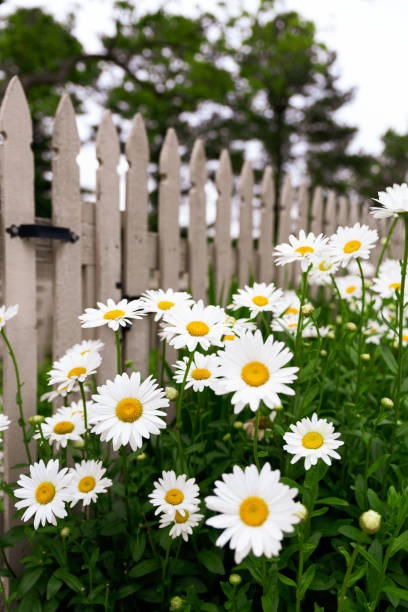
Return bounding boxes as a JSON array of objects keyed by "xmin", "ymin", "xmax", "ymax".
[
  {"xmin": 295, "ymin": 528, "xmax": 304, "ymax": 612},
  {"xmin": 0, "ymin": 546, "xmax": 16, "ymax": 578},
  {"xmin": 375, "ymin": 216, "xmax": 398, "ymax": 277},
  {"xmin": 175, "ymin": 353, "xmax": 194, "ymax": 472},
  {"xmin": 115, "ymin": 329, "xmax": 121, "ymax": 374},
  {"xmin": 161, "ymin": 538, "xmax": 172, "ymax": 604},
  {"xmin": 0, "ymin": 577, "xmax": 10, "ymax": 611},
  {"xmin": 394, "ymin": 216, "xmax": 408, "ymax": 424},
  {"xmin": 36, "ymin": 423, "xmax": 51, "ymax": 458},
  {"xmin": 253, "ymin": 410, "xmax": 260, "ymax": 471},
  {"xmin": 355, "ymin": 258, "xmax": 366, "ymax": 403},
  {"xmin": 104, "ymin": 582, "xmax": 110, "ymax": 612},
  {"xmin": 294, "ymin": 267, "xmax": 311, "ymax": 361},
  {"xmin": 337, "ymin": 535, "xmax": 364, "ymax": 612},
  {"xmin": 160, "ymin": 339, "xmax": 166, "ymax": 388},
  {"xmin": 78, "ymin": 381, "xmax": 89, "ymax": 460},
  {"xmin": 120, "ymin": 447, "xmax": 132, "ymax": 532},
  {"xmin": 1, "ymin": 329, "xmax": 32, "ymax": 464}
]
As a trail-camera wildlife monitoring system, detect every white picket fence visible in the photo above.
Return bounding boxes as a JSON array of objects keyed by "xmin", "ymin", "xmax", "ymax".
[{"xmin": 0, "ymin": 76, "xmax": 399, "ymax": 543}]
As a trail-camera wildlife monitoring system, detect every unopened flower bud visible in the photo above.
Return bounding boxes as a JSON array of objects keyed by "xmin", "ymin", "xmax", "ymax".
[
  {"xmin": 28, "ymin": 415, "xmax": 45, "ymax": 424},
  {"xmin": 60, "ymin": 527, "xmax": 70, "ymax": 538},
  {"xmin": 229, "ymin": 573, "xmax": 242, "ymax": 586},
  {"xmin": 136, "ymin": 452, "xmax": 147, "ymax": 461},
  {"xmin": 346, "ymin": 322, "xmax": 357, "ymax": 332},
  {"xmin": 165, "ymin": 387, "xmax": 178, "ymax": 401},
  {"xmin": 294, "ymin": 502, "xmax": 308, "ymax": 522},
  {"xmin": 274, "ymin": 402, "xmax": 283, "ymax": 411},
  {"xmin": 170, "ymin": 596, "xmax": 183, "ymax": 610},
  {"xmin": 381, "ymin": 237, "xmax": 387, "ymax": 245},
  {"xmin": 361, "ymin": 353, "xmax": 370, "ymax": 361},
  {"xmin": 319, "ymin": 349, "xmax": 327, "ymax": 357},
  {"xmin": 381, "ymin": 397, "xmax": 394, "ymax": 409},
  {"xmin": 365, "ymin": 279, "xmax": 372, "ymax": 288},
  {"xmin": 124, "ymin": 359, "xmax": 133, "ymax": 368},
  {"xmin": 74, "ymin": 438, "xmax": 86, "ymax": 448},
  {"xmin": 223, "ymin": 433, "xmax": 231, "ymax": 441},
  {"xmin": 335, "ymin": 315, "xmax": 342, "ymax": 325},
  {"xmin": 327, "ymin": 331, "xmax": 335, "ymax": 340},
  {"xmin": 233, "ymin": 421, "xmax": 243, "ymax": 429},
  {"xmin": 360, "ymin": 509, "xmax": 381, "ymax": 534},
  {"xmin": 301, "ymin": 303, "xmax": 314, "ymax": 316}
]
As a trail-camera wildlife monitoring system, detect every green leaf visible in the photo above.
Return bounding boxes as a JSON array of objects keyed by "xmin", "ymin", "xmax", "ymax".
[
  {"xmin": 129, "ymin": 558, "xmax": 160, "ymax": 578},
  {"xmin": 0, "ymin": 525, "xmax": 27, "ymax": 548},
  {"xmin": 300, "ymin": 564, "xmax": 316, "ymax": 600},
  {"xmin": 47, "ymin": 575, "xmax": 63, "ymax": 601},
  {"xmin": 317, "ymin": 497, "xmax": 348, "ymax": 506},
  {"xmin": 130, "ymin": 532, "xmax": 146, "ymax": 563},
  {"xmin": 277, "ymin": 572, "xmax": 296, "ymax": 588},
  {"xmin": 197, "ymin": 549, "xmax": 225, "ymax": 575},
  {"xmin": 358, "ymin": 547, "xmax": 381, "ymax": 573},
  {"xmin": 380, "ymin": 344, "xmax": 398, "ymax": 374},
  {"xmin": 383, "ymin": 585, "xmax": 408, "ymax": 601},
  {"xmin": 390, "ymin": 530, "xmax": 408, "ymax": 556},
  {"xmin": 367, "ymin": 454, "xmax": 391, "ymax": 477},
  {"xmin": 117, "ymin": 584, "xmax": 140, "ymax": 599},
  {"xmin": 15, "ymin": 567, "xmax": 43, "ymax": 598},
  {"xmin": 54, "ymin": 568, "xmax": 84, "ymax": 592},
  {"xmin": 338, "ymin": 525, "xmax": 366, "ymax": 542}
]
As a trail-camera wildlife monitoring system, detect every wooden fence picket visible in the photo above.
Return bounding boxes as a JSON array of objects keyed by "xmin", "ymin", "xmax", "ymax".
[
  {"xmin": 214, "ymin": 150, "xmax": 233, "ymax": 303},
  {"xmin": 349, "ymin": 197, "xmax": 360, "ymax": 227},
  {"xmin": 297, "ymin": 180, "xmax": 309, "ymax": 233},
  {"xmin": 0, "ymin": 77, "xmax": 37, "ymax": 561},
  {"xmin": 237, "ymin": 160, "xmax": 254, "ymax": 286},
  {"xmin": 51, "ymin": 94, "xmax": 82, "ymax": 360},
  {"xmin": 276, "ymin": 173, "xmax": 293, "ymax": 287},
  {"xmin": 324, "ymin": 191, "xmax": 337, "ymax": 237},
  {"xmin": 337, "ymin": 196, "xmax": 350, "ymax": 228},
  {"xmin": 81, "ymin": 201, "xmax": 96, "ymax": 340},
  {"xmin": 188, "ymin": 139, "xmax": 208, "ymax": 301},
  {"xmin": 95, "ymin": 111, "xmax": 121, "ymax": 382},
  {"xmin": 123, "ymin": 114, "xmax": 150, "ymax": 376},
  {"xmin": 310, "ymin": 186, "xmax": 323, "ymax": 237},
  {"xmin": 258, "ymin": 166, "xmax": 274, "ymax": 282}
]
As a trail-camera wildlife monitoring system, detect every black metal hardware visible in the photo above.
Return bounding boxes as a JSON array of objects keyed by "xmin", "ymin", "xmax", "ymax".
[{"xmin": 6, "ymin": 224, "xmax": 79, "ymax": 243}]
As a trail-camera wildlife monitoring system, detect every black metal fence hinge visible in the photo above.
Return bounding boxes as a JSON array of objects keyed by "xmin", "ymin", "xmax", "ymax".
[{"xmin": 6, "ymin": 224, "xmax": 79, "ymax": 242}]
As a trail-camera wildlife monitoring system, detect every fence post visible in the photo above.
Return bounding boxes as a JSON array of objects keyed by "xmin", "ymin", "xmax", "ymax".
[
  {"xmin": 276, "ymin": 173, "xmax": 293, "ymax": 287},
  {"xmin": 123, "ymin": 114, "xmax": 150, "ymax": 376},
  {"xmin": 95, "ymin": 111, "xmax": 121, "ymax": 383},
  {"xmin": 214, "ymin": 150, "xmax": 233, "ymax": 303},
  {"xmin": 258, "ymin": 166, "xmax": 274, "ymax": 282},
  {"xmin": 52, "ymin": 94, "xmax": 82, "ymax": 360},
  {"xmin": 238, "ymin": 160, "xmax": 254, "ymax": 287},
  {"xmin": 0, "ymin": 77, "xmax": 37, "ymax": 563},
  {"xmin": 297, "ymin": 180, "xmax": 310, "ymax": 233},
  {"xmin": 188, "ymin": 139, "xmax": 208, "ymax": 301}
]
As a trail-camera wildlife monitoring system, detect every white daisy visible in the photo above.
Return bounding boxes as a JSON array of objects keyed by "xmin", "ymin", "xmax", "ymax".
[
  {"xmin": 371, "ymin": 183, "xmax": 408, "ymax": 218},
  {"xmin": 161, "ymin": 300, "xmax": 229, "ymax": 352},
  {"xmin": 372, "ymin": 260, "xmax": 404, "ymax": 299},
  {"xmin": 149, "ymin": 470, "xmax": 200, "ymax": 519},
  {"xmin": 272, "ymin": 290, "xmax": 301, "ymax": 318},
  {"xmin": 173, "ymin": 353, "xmax": 221, "ymax": 392},
  {"xmin": 34, "ymin": 412, "xmax": 85, "ymax": 449},
  {"xmin": 48, "ymin": 350, "xmax": 101, "ymax": 392},
  {"xmin": 271, "ymin": 317, "xmax": 318, "ymax": 338},
  {"xmin": 273, "ymin": 230, "xmax": 329, "ymax": 271},
  {"xmin": 0, "ymin": 304, "xmax": 19, "ymax": 330},
  {"xmin": 364, "ymin": 320, "xmax": 389, "ymax": 345},
  {"xmin": 14, "ymin": 459, "xmax": 72, "ymax": 529},
  {"xmin": 79, "ymin": 298, "xmax": 146, "ymax": 331},
  {"xmin": 159, "ymin": 510, "xmax": 204, "ymax": 542},
  {"xmin": 68, "ymin": 460, "xmax": 112, "ymax": 507},
  {"xmin": 56, "ymin": 401, "xmax": 90, "ymax": 420},
  {"xmin": 213, "ymin": 330, "xmax": 298, "ymax": 414},
  {"xmin": 140, "ymin": 289, "xmax": 194, "ymax": 321},
  {"xmin": 0, "ymin": 414, "xmax": 11, "ymax": 431},
  {"xmin": 67, "ymin": 339, "xmax": 104, "ymax": 356},
  {"xmin": 205, "ymin": 463, "xmax": 300, "ymax": 563},
  {"xmin": 348, "ymin": 260, "xmax": 375, "ymax": 278},
  {"xmin": 308, "ymin": 255, "xmax": 340, "ymax": 286},
  {"xmin": 40, "ymin": 384, "xmax": 75, "ymax": 403},
  {"xmin": 221, "ymin": 317, "xmax": 257, "ymax": 343},
  {"xmin": 228, "ymin": 282, "xmax": 283, "ymax": 316},
  {"xmin": 335, "ymin": 275, "xmax": 363, "ymax": 301},
  {"xmin": 329, "ymin": 223, "xmax": 378, "ymax": 268},
  {"xmin": 89, "ymin": 372, "xmax": 168, "ymax": 451},
  {"xmin": 283, "ymin": 413, "xmax": 344, "ymax": 470}
]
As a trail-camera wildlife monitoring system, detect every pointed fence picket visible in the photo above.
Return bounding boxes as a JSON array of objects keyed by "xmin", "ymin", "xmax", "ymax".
[{"xmin": 0, "ymin": 79, "xmax": 401, "ymax": 564}]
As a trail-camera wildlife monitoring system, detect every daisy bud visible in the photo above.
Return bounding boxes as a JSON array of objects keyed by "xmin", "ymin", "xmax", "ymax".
[
  {"xmin": 361, "ymin": 353, "xmax": 370, "ymax": 361},
  {"xmin": 136, "ymin": 452, "xmax": 147, "ymax": 461},
  {"xmin": 365, "ymin": 279, "xmax": 372, "ymax": 288},
  {"xmin": 327, "ymin": 331, "xmax": 335, "ymax": 339},
  {"xmin": 335, "ymin": 315, "xmax": 342, "ymax": 325},
  {"xmin": 60, "ymin": 527, "xmax": 70, "ymax": 538},
  {"xmin": 381, "ymin": 237, "xmax": 388, "ymax": 245},
  {"xmin": 233, "ymin": 421, "xmax": 243, "ymax": 429},
  {"xmin": 28, "ymin": 415, "xmax": 45, "ymax": 424},
  {"xmin": 170, "ymin": 596, "xmax": 183, "ymax": 610},
  {"xmin": 301, "ymin": 303, "xmax": 314, "ymax": 316},
  {"xmin": 393, "ymin": 340, "xmax": 399, "ymax": 349},
  {"xmin": 229, "ymin": 573, "xmax": 242, "ymax": 586},
  {"xmin": 346, "ymin": 322, "xmax": 357, "ymax": 332},
  {"xmin": 397, "ymin": 419, "xmax": 403, "ymax": 426},
  {"xmin": 74, "ymin": 439, "xmax": 85, "ymax": 448},
  {"xmin": 381, "ymin": 397, "xmax": 394, "ymax": 409},
  {"xmin": 319, "ymin": 349, "xmax": 327, "ymax": 357},
  {"xmin": 360, "ymin": 509, "xmax": 381, "ymax": 535},
  {"xmin": 294, "ymin": 502, "xmax": 308, "ymax": 522},
  {"xmin": 124, "ymin": 359, "xmax": 133, "ymax": 368},
  {"xmin": 165, "ymin": 387, "xmax": 178, "ymax": 401},
  {"xmin": 223, "ymin": 433, "xmax": 231, "ymax": 441}
]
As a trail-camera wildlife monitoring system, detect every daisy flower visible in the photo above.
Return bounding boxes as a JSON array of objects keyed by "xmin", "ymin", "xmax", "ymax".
[
  {"xmin": 67, "ymin": 339, "xmax": 104, "ymax": 356},
  {"xmin": 149, "ymin": 470, "xmax": 200, "ymax": 519},
  {"xmin": 221, "ymin": 317, "xmax": 257, "ymax": 343},
  {"xmin": 0, "ymin": 304, "xmax": 19, "ymax": 330},
  {"xmin": 68, "ymin": 460, "xmax": 112, "ymax": 507},
  {"xmin": 48, "ymin": 350, "xmax": 101, "ymax": 392},
  {"xmin": 348, "ymin": 260, "xmax": 375, "ymax": 278},
  {"xmin": 364, "ymin": 320, "xmax": 389, "ymax": 345},
  {"xmin": 271, "ymin": 317, "xmax": 318, "ymax": 338},
  {"xmin": 0, "ymin": 414, "xmax": 11, "ymax": 431},
  {"xmin": 335, "ymin": 275, "xmax": 363, "ymax": 301},
  {"xmin": 308, "ymin": 256, "xmax": 340, "ymax": 286},
  {"xmin": 205, "ymin": 463, "xmax": 300, "ymax": 563},
  {"xmin": 35, "ymin": 412, "xmax": 85, "ymax": 449},
  {"xmin": 159, "ymin": 510, "xmax": 204, "ymax": 542},
  {"xmin": 272, "ymin": 290, "xmax": 301, "ymax": 318},
  {"xmin": 173, "ymin": 353, "xmax": 221, "ymax": 392},
  {"xmin": 56, "ymin": 401, "xmax": 90, "ymax": 420},
  {"xmin": 283, "ymin": 413, "xmax": 344, "ymax": 470},
  {"xmin": 213, "ymin": 330, "xmax": 298, "ymax": 414},
  {"xmin": 228, "ymin": 282, "xmax": 283, "ymax": 316},
  {"xmin": 161, "ymin": 300, "xmax": 229, "ymax": 352},
  {"xmin": 40, "ymin": 384, "xmax": 75, "ymax": 403},
  {"xmin": 329, "ymin": 223, "xmax": 378, "ymax": 268},
  {"xmin": 273, "ymin": 230, "xmax": 329, "ymax": 271},
  {"xmin": 14, "ymin": 459, "xmax": 72, "ymax": 529},
  {"xmin": 371, "ymin": 183, "xmax": 408, "ymax": 218},
  {"xmin": 140, "ymin": 289, "xmax": 194, "ymax": 321},
  {"xmin": 89, "ymin": 372, "xmax": 168, "ymax": 451},
  {"xmin": 79, "ymin": 298, "xmax": 146, "ymax": 331},
  {"xmin": 372, "ymin": 260, "xmax": 403, "ymax": 299}
]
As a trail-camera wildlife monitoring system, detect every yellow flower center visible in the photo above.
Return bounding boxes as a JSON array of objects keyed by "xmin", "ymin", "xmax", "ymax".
[
  {"xmin": 403, "ymin": 335, "xmax": 408, "ymax": 342},
  {"xmin": 343, "ymin": 240, "xmax": 361, "ymax": 254},
  {"xmin": 389, "ymin": 282, "xmax": 401, "ymax": 291},
  {"xmin": 53, "ymin": 421, "xmax": 75, "ymax": 435},
  {"xmin": 288, "ymin": 323, "xmax": 298, "ymax": 328},
  {"xmin": 68, "ymin": 366, "xmax": 87, "ymax": 379},
  {"xmin": 165, "ymin": 488, "xmax": 184, "ymax": 505},
  {"xmin": 174, "ymin": 510, "xmax": 189, "ymax": 524},
  {"xmin": 286, "ymin": 307, "xmax": 298, "ymax": 315},
  {"xmin": 295, "ymin": 245, "xmax": 314, "ymax": 256},
  {"xmin": 241, "ymin": 361, "xmax": 269, "ymax": 387},
  {"xmin": 80, "ymin": 349, "xmax": 90, "ymax": 355},
  {"xmin": 318, "ymin": 260, "xmax": 332, "ymax": 271},
  {"xmin": 186, "ymin": 321, "xmax": 209, "ymax": 336},
  {"xmin": 370, "ymin": 328, "xmax": 377, "ymax": 333},
  {"xmin": 116, "ymin": 398, "xmax": 143, "ymax": 422},
  {"xmin": 0, "ymin": 317, "xmax": 2, "ymax": 322},
  {"xmin": 302, "ymin": 432, "xmax": 324, "ymax": 449},
  {"xmin": 252, "ymin": 296, "xmax": 268, "ymax": 307},
  {"xmin": 78, "ymin": 476, "xmax": 96, "ymax": 493},
  {"xmin": 191, "ymin": 368, "xmax": 211, "ymax": 380},
  {"xmin": 35, "ymin": 481, "xmax": 56, "ymax": 505},
  {"xmin": 345, "ymin": 286, "xmax": 356, "ymax": 294},
  {"xmin": 239, "ymin": 496, "xmax": 269, "ymax": 526},
  {"xmin": 223, "ymin": 334, "xmax": 236, "ymax": 341},
  {"xmin": 103, "ymin": 309, "xmax": 125, "ymax": 320},
  {"xmin": 157, "ymin": 300, "xmax": 175, "ymax": 310}
]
